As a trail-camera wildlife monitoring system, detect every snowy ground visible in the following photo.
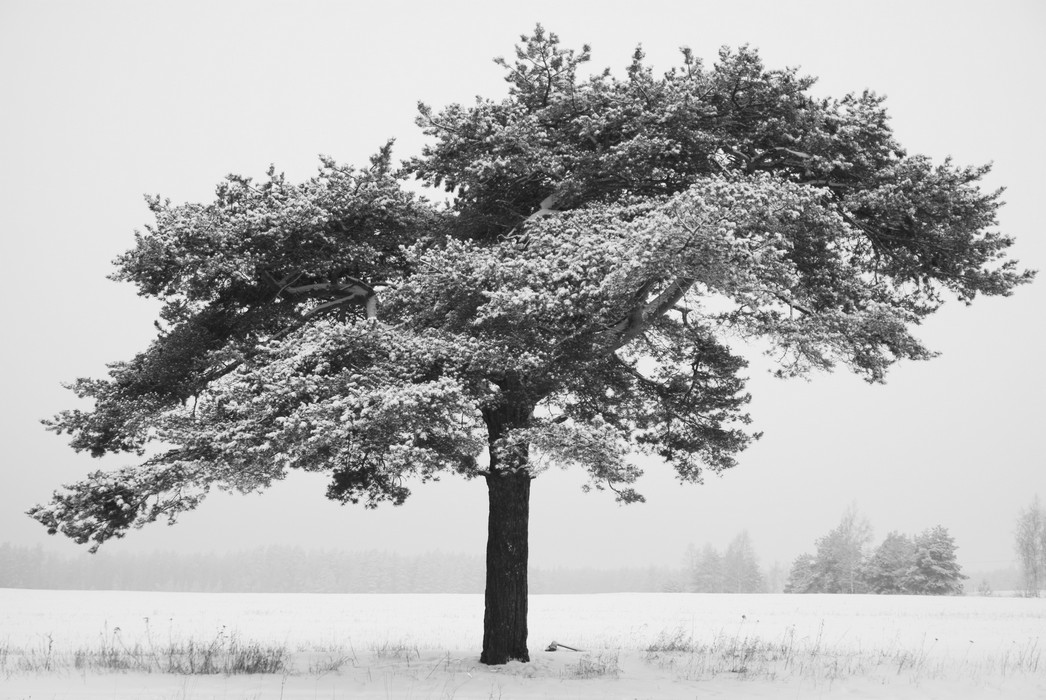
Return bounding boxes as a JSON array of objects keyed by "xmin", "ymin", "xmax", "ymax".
[{"xmin": 1, "ymin": 589, "xmax": 1043, "ymax": 698}]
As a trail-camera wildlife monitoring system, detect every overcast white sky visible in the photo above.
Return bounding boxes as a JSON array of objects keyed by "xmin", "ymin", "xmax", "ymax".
[{"xmin": 1, "ymin": 0, "xmax": 1043, "ymax": 575}]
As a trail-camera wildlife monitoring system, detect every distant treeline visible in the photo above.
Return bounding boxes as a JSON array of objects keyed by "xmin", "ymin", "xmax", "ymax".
[{"xmin": 0, "ymin": 543, "xmax": 683, "ymax": 594}]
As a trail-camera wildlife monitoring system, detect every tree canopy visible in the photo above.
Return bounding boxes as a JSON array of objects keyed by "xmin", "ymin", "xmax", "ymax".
[{"xmin": 31, "ymin": 26, "xmax": 1032, "ymax": 662}]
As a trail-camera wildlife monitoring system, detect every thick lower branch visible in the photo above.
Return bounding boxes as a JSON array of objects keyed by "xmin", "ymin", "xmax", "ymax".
[
  {"xmin": 196, "ymin": 286, "xmax": 380, "ymax": 387},
  {"xmin": 605, "ymin": 276, "xmax": 695, "ymax": 352}
]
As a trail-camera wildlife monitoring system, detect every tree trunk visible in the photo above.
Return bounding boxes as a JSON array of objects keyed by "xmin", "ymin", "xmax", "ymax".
[
  {"xmin": 481, "ymin": 470, "xmax": 531, "ymax": 664},
  {"xmin": 480, "ymin": 401, "xmax": 533, "ymax": 665}
]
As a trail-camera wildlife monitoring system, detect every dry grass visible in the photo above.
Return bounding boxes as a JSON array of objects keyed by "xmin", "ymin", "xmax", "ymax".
[
  {"xmin": 1, "ymin": 626, "xmax": 287, "ymax": 676},
  {"xmin": 562, "ymin": 649, "xmax": 621, "ymax": 679},
  {"xmin": 1, "ymin": 622, "xmax": 1040, "ymax": 693},
  {"xmin": 370, "ymin": 639, "xmax": 421, "ymax": 663},
  {"xmin": 644, "ymin": 623, "xmax": 1043, "ymax": 685}
]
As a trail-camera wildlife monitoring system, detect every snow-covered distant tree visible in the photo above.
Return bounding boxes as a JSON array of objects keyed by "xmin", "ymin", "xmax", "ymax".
[
  {"xmin": 796, "ymin": 525, "xmax": 966, "ymax": 595},
  {"xmin": 862, "ymin": 531, "xmax": 916, "ymax": 594},
  {"xmin": 783, "ymin": 553, "xmax": 818, "ymax": 593},
  {"xmin": 690, "ymin": 543, "xmax": 726, "ymax": 593},
  {"xmin": 683, "ymin": 542, "xmax": 701, "ymax": 579},
  {"xmin": 908, "ymin": 526, "xmax": 966, "ymax": 595},
  {"xmin": 31, "ymin": 27, "xmax": 1032, "ymax": 663},
  {"xmin": 784, "ymin": 506, "xmax": 873, "ymax": 593},
  {"xmin": 765, "ymin": 560, "xmax": 786, "ymax": 593},
  {"xmin": 1015, "ymin": 495, "xmax": 1046, "ymax": 596},
  {"xmin": 723, "ymin": 531, "xmax": 765, "ymax": 593},
  {"xmin": 816, "ymin": 505, "xmax": 874, "ymax": 593},
  {"xmin": 686, "ymin": 533, "xmax": 763, "ymax": 593}
]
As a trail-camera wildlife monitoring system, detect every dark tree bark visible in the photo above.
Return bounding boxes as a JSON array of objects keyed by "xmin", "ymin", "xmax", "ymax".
[
  {"xmin": 480, "ymin": 401, "xmax": 533, "ymax": 664},
  {"xmin": 480, "ymin": 470, "xmax": 531, "ymax": 664}
]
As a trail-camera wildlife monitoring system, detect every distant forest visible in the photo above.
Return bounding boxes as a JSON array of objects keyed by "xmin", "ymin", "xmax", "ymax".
[
  {"xmin": 0, "ymin": 543, "xmax": 1017, "ymax": 595},
  {"xmin": 0, "ymin": 543, "xmax": 683, "ymax": 594}
]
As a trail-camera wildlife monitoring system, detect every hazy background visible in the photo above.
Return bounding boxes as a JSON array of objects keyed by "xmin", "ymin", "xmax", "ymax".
[{"xmin": 1, "ymin": 0, "xmax": 1042, "ymax": 580}]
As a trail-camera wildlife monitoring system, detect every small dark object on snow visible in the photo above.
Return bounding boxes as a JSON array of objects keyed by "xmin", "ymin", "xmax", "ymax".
[{"xmin": 545, "ymin": 641, "xmax": 582, "ymax": 652}]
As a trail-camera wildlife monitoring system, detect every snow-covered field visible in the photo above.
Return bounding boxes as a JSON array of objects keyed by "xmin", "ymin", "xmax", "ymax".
[{"xmin": 1, "ymin": 588, "xmax": 1043, "ymax": 698}]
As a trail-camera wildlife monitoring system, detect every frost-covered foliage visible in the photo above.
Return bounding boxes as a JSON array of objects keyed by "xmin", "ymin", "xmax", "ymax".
[
  {"xmin": 33, "ymin": 26, "xmax": 1032, "ymax": 553},
  {"xmin": 787, "ymin": 520, "xmax": 966, "ymax": 596},
  {"xmin": 1014, "ymin": 495, "xmax": 1046, "ymax": 596},
  {"xmin": 684, "ymin": 532, "xmax": 765, "ymax": 593},
  {"xmin": 862, "ymin": 532, "xmax": 918, "ymax": 594},
  {"xmin": 784, "ymin": 505, "xmax": 874, "ymax": 594}
]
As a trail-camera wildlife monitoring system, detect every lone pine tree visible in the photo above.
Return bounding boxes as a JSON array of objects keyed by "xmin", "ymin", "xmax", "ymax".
[{"xmin": 32, "ymin": 27, "xmax": 1032, "ymax": 663}]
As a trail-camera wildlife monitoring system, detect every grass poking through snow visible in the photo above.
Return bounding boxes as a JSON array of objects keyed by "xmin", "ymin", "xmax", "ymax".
[
  {"xmin": 562, "ymin": 649, "xmax": 621, "ymax": 679},
  {"xmin": 1, "ymin": 626, "xmax": 287, "ymax": 676},
  {"xmin": 643, "ymin": 622, "xmax": 1043, "ymax": 685}
]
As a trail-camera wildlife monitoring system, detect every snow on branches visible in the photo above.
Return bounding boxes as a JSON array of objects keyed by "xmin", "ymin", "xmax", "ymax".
[{"xmin": 33, "ymin": 29, "xmax": 1033, "ymax": 551}]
